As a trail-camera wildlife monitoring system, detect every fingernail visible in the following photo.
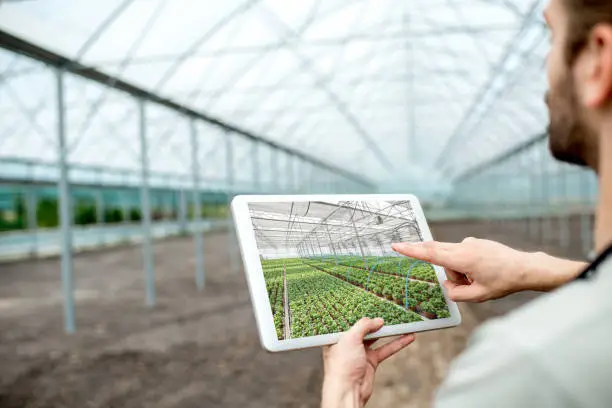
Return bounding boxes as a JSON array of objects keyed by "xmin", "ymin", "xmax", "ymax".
[{"xmin": 374, "ymin": 317, "xmax": 384, "ymax": 325}]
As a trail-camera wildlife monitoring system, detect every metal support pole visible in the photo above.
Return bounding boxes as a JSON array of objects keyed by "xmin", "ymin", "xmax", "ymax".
[
  {"xmin": 170, "ymin": 190, "xmax": 176, "ymax": 221},
  {"xmin": 26, "ymin": 186, "xmax": 38, "ymax": 256},
  {"xmin": 120, "ymin": 190, "xmax": 128, "ymax": 242},
  {"xmin": 56, "ymin": 68, "xmax": 76, "ymax": 334},
  {"xmin": 405, "ymin": 10, "xmax": 417, "ymax": 165},
  {"xmin": 190, "ymin": 119, "xmax": 206, "ymax": 290},
  {"xmin": 319, "ymin": 169, "xmax": 325, "ymax": 193},
  {"xmin": 96, "ymin": 188, "xmax": 105, "ymax": 245},
  {"xmin": 294, "ymin": 156, "xmax": 301, "ymax": 193},
  {"xmin": 226, "ymin": 132, "xmax": 239, "ymax": 273},
  {"xmin": 324, "ymin": 223, "xmax": 337, "ymax": 257},
  {"xmin": 351, "ymin": 220, "xmax": 368, "ymax": 268},
  {"xmin": 311, "ymin": 163, "xmax": 317, "ymax": 193},
  {"xmin": 252, "ymin": 142, "xmax": 260, "ymax": 193},
  {"xmin": 138, "ymin": 99, "xmax": 156, "ymax": 307},
  {"xmin": 271, "ymin": 148, "xmax": 279, "ymax": 193},
  {"xmin": 304, "ymin": 162, "xmax": 311, "ymax": 193},
  {"xmin": 122, "ymin": 175, "xmax": 131, "ymax": 228},
  {"xmin": 163, "ymin": 190, "xmax": 171, "ymax": 221},
  {"xmin": 179, "ymin": 188, "xmax": 188, "ymax": 234},
  {"xmin": 287, "ymin": 153, "xmax": 295, "ymax": 194}
]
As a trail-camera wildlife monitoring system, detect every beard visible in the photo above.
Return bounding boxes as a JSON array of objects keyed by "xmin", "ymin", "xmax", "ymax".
[{"xmin": 545, "ymin": 72, "xmax": 596, "ymax": 168}]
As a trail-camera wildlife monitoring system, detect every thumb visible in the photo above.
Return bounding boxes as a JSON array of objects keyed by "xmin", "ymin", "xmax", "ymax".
[
  {"xmin": 444, "ymin": 281, "xmax": 488, "ymax": 302},
  {"xmin": 346, "ymin": 317, "xmax": 384, "ymax": 342}
]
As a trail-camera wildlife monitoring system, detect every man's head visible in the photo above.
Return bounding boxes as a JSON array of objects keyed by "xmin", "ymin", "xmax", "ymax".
[{"xmin": 545, "ymin": 0, "xmax": 612, "ymax": 171}]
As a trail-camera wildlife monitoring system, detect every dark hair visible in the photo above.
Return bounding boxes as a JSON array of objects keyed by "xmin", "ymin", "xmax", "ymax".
[{"xmin": 564, "ymin": 0, "xmax": 612, "ymax": 64}]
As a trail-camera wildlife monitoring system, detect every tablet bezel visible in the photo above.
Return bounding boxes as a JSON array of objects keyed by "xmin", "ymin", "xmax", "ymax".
[{"xmin": 231, "ymin": 194, "xmax": 462, "ymax": 352}]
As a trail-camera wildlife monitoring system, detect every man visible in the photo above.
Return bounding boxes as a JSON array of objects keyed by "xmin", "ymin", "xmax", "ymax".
[{"xmin": 321, "ymin": 0, "xmax": 612, "ymax": 407}]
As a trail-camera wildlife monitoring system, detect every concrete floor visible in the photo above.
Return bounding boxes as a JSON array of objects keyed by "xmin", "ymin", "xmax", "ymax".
[{"xmin": 0, "ymin": 219, "xmax": 588, "ymax": 408}]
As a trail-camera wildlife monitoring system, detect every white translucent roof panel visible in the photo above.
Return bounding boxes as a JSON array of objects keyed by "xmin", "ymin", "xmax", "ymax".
[
  {"xmin": 249, "ymin": 199, "xmax": 423, "ymax": 258},
  {"xmin": 0, "ymin": 0, "xmax": 550, "ymax": 189}
]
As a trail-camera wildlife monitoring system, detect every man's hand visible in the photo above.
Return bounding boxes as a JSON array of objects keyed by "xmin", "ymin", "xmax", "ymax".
[
  {"xmin": 392, "ymin": 238, "xmax": 587, "ymax": 303},
  {"xmin": 321, "ymin": 317, "xmax": 415, "ymax": 408}
]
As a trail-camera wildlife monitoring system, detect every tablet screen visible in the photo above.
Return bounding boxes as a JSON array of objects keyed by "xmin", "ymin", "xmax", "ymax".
[{"xmin": 248, "ymin": 199, "xmax": 451, "ymax": 340}]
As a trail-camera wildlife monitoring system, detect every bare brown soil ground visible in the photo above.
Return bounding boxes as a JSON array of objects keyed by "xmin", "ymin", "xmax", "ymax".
[{"xmin": 0, "ymin": 217, "xmax": 588, "ymax": 408}]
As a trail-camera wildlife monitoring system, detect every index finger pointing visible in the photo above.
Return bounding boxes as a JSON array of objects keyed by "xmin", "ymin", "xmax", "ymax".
[{"xmin": 392, "ymin": 241, "xmax": 456, "ymax": 267}]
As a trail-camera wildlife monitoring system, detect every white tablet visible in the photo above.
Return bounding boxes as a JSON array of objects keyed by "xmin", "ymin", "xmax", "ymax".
[{"xmin": 231, "ymin": 194, "xmax": 461, "ymax": 352}]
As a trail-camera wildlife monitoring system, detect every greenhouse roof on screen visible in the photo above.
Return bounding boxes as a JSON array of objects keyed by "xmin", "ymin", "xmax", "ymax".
[
  {"xmin": 249, "ymin": 200, "xmax": 424, "ymax": 259},
  {"xmin": 0, "ymin": 0, "xmax": 563, "ymax": 197}
]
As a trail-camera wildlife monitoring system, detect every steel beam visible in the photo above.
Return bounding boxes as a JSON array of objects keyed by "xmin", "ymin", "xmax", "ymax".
[
  {"xmin": 226, "ymin": 133, "xmax": 239, "ymax": 273},
  {"xmin": 453, "ymin": 132, "xmax": 547, "ymax": 182},
  {"xmin": 435, "ymin": 0, "xmax": 545, "ymax": 167},
  {"xmin": 261, "ymin": 7, "xmax": 397, "ymax": 174},
  {"xmin": 25, "ymin": 185, "xmax": 38, "ymax": 256},
  {"xmin": 74, "ymin": 0, "xmax": 136, "ymax": 60},
  {"xmin": 55, "ymin": 68, "xmax": 76, "ymax": 334},
  {"xmin": 179, "ymin": 188, "xmax": 188, "ymax": 234},
  {"xmin": 0, "ymin": 31, "xmax": 373, "ymax": 190},
  {"xmin": 271, "ymin": 148, "xmax": 279, "ymax": 193},
  {"xmin": 89, "ymin": 24, "xmax": 519, "ymax": 67},
  {"xmin": 190, "ymin": 119, "xmax": 206, "ymax": 290},
  {"xmin": 252, "ymin": 142, "xmax": 260, "ymax": 192},
  {"xmin": 95, "ymin": 188, "xmax": 105, "ymax": 245},
  {"xmin": 138, "ymin": 99, "xmax": 156, "ymax": 307}
]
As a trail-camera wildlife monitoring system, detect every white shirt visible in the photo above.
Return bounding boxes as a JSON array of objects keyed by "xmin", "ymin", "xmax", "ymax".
[{"xmin": 435, "ymin": 249, "xmax": 612, "ymax": 408}]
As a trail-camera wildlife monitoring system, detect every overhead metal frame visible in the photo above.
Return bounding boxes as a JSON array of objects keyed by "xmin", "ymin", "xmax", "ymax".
[
  {"xmin": 435, "ymin": 0, "xmax": 546, "ymax": 169},
  {"xmin": 85, "ymin": 24, "xmax": 521, "ymax": 67},
  {"xmin": 55, "ymin": 67, "xmax": 76, "ymax": 334},
  {"xmin": 0, "ymin": 0, "xmax": 569, "ymax": 199},
  {"xmin": 0, "ymin": 30, "xmax": 373, "ymax": 191},
  {"xmin": 249, "ymin": 200, "xmax": 423, "ymax": 259},
  {"xmin": 453, "ymin": 132, "xmax": 547, "ymax": 182},
  {"xmin": 259, "ymin": 3, "xmax": 397, "ymax": 174}
]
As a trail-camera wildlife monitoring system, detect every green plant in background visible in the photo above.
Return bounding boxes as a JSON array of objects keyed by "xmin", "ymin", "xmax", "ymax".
[
  {"xmin": 74, "ymin": 201, "xmax": 96, "ymax": 225},
  {"xmin": 0, "ymin": 195, "xmax": 26, "ymax": 231},
  {"xmin": 0, "ymin": 189, "xmax": 231, "ymax": 232},
  {"xmin": 104, "ymin": 208, "xmax": 124, "ymax": 223},
  {"xmin": 129, "ymin": 208, "xmax": 142, "ymax": 222},
  {"xmin": 37, "ymin": 198, "xmax": 59, "ymax": 228}
]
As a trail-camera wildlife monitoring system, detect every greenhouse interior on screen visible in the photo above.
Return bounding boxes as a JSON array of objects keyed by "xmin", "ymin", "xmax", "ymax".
[
  {"xmin": 0, "ymin": 0, "xmax": 600, "ymax": 334},
  {"xmin": 250, "ymin": 200, "xmax": 449, "ymax": 339}
]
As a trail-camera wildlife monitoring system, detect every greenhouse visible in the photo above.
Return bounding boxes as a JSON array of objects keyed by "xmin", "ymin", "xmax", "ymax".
[{"xmin": 0, "ymin": 1, "xmax": 604, "ymax": 407}]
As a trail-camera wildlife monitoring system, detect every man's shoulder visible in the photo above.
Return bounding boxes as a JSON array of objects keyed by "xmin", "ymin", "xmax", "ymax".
[{"xmin": 435, "ymin": 258, "xmax": 612, "ymax": 407}]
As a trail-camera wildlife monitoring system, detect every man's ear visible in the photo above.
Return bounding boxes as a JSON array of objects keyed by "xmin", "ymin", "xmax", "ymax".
[{"xmin": 580, "ymin": 24, "xmax": 612, "ymax": 108}]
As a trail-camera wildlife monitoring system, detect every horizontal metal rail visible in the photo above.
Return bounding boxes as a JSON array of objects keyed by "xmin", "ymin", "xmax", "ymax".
[{"xmin": 0, "ymin": 30, "xmax": 374, "ymax": 189}]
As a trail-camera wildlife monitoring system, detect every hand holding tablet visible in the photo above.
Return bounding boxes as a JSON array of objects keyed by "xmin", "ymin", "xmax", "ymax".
[{"xmin": 231, "ymin": 194, "xmax": 461, "ymax": 352}]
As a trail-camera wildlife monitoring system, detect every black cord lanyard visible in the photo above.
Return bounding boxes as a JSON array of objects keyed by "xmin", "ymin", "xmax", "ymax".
[{"xmin": 574, "ymin": 244, "xmax": 612, "ymax": 281}]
